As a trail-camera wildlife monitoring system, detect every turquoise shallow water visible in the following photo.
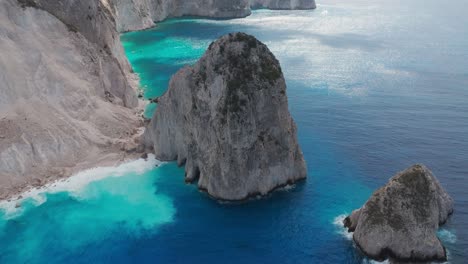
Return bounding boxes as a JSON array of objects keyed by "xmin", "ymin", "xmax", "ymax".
[
  {"xmin": 2, "ymin": 0, "xmax": 468, "ymax": 263},
  {"xmin": 122, "ymin": 25, "xmax": 209, "ymax": 118}
]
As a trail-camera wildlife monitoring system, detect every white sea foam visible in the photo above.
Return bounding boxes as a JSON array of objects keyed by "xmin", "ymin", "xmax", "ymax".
[
  {"xmin": 0, "ymin": 155, "xmax": 163, "ymax": 219},
  {"xmin": 333, "ymin": 214, "xmax": 353, "ymax": 240},
  {"xmin": 438, "ymin": 229, "xmax": 457, "ymax": 244},
  {"xmin": 362, "ymin": 259, "xmax": 389, "ymax": 264},
  {"xmin": 364, "ymin": 255, "xmax": 451, "ymax": 264},
  {"xmin": 279, "ymin": 184, "xmax": 296, "ymax": 192},
  {"xmin": 333, "ymin": 214, "xmax": 456, "ymax": 264},
  {"xmin": 333, "ymin": 215, "xmax": 392, "ymax": 264}
]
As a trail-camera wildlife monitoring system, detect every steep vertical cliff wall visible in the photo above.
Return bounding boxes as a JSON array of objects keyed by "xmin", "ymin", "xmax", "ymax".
[
  {"xmin": 17, "ymin": 0, "xmax": 136, "ymax": 105},
  {"xmin": 111, "ymin": 0, "xmax": 158, "ymax": 32},
  {"xmin": 170, "ymin": 0, "xmax": 251, "ymax": 19},
  {"xmin": 0, "ymin": 0, "xmax": 141, "ymax": 198}
]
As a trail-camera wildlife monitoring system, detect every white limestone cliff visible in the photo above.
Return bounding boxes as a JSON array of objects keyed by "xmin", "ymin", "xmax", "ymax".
[
  {"xmin": 0, "ymin": 0, "xmax": 141, "ymax": 199},
  {"xmin": 251, "ymin": 0, "xmax": 316, "ymax": 10}
]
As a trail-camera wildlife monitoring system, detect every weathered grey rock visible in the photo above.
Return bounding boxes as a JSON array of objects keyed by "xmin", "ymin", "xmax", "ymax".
[
  {"xmin": 17, "ymin": 0, "xmax": 137, "ymax": 106},
  {"xmin": 144, "ymin": 32, "xmax": 306, "ymax": 201},
  {"xmin": 251, "ymin": 0, "xmax": 316, "ymax": 10},
  {"xmin": 111, "ymin": 0, "xmax": 157, "ymax": 32},
  {"xmin": 0, "ymin": 0, "xmax": 141, "ymax": 199},
  {"xmin": 170, "ymin": 0, "xmax": 252, "ymax": 20},
  {"xmin": 344, "ymin": 164, "xmax": 454, "ymax": 262}
]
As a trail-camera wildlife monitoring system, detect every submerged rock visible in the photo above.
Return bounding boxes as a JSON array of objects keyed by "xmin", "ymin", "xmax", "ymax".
[
  {"xmin": 344, "ymin": 164, "xmax": 454, "ymax": 262},
  {"xmin": 144, "ymin": 32, "xmax": 306, "ymax": 201}
]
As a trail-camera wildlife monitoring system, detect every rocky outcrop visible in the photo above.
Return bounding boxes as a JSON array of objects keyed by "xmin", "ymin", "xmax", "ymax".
[
  {"xmin": 110, "ymin": 0, "xmax": 316, "ymax": 32},
  {"xmin": 144, "ymin": 33, "xmax": 306, "ymax": 201},
  {"xmin": 343, "ymin": 165, "xmax": 454, "ymax": 262},
  {"xmin": 251, "ymin": 0, "xmax": 316, "ymax": 10},
  {"xmin": 0, "ymin": 0, "xmax": 141, "ymax": 199}
]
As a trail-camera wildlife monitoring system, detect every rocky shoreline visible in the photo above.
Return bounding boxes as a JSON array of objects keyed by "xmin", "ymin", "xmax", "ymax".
[
  {"xmin": 0, "ymin": 0, "xmax": 316, "ymax": 202},
  {"xmin": 0, "ymin": 125, "xmax": 147, "ymax": 202}
]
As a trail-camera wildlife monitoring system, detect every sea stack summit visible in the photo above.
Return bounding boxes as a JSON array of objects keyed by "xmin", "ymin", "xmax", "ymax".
[
  {"xmin": 344, "ymin": 164, "xmax": 454, "ymax": 262},
  {"xmin": 144, "ymin": 32, "xmax": 307, "ymax": 201}
]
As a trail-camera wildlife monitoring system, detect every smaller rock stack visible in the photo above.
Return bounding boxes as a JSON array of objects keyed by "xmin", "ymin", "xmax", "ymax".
[{"xmin": 344, "ymin": 164, "xmax": 454, "ymax": 262}]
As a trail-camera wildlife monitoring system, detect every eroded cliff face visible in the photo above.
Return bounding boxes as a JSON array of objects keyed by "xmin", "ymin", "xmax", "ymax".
[
  {"xmin": 170, "ymin": 0, "xmax": 252, "ymax": 19},
  {"xmin": 112, "ymin": 0, "xmax": 251, "ymax": 32},
  {"xmin": 251, "ymin": 0, "xmax": 316, "ymax": 10},
  {"xmin": 0, "ymin": 0, "xmax": 141, "ymax": 198},
  {"xmin": 144, "ymin": 33, "xmax": 307, "ymax": 201},
  {"xmin": 111, "ymin": 0, "xmax": 316, "ymax": 32},
  {"xmin": 343, "ymin": 165, "xmax": 454, "ymax": 262},
  {"xmin": 111, "ymin": 0, "xmax": 158, "ymax": 32}
]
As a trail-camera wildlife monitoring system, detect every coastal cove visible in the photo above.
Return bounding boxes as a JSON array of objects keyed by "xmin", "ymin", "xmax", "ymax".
[{"xmin": 1, "ymin": 1, "xmax": 468, "ymax": 263}]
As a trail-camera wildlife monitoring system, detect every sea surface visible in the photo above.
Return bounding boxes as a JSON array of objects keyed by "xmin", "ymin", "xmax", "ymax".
[{"xmin": 1, "ymin": 0, "xmax": 467, "ymax": 263}]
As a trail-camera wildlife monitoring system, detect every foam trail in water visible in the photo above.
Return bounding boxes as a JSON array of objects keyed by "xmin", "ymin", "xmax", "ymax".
[
  {"xmin": 362, "ymin": 259, "xmax": 389, "ymax": 264},
  {"xmin": 0, "ymin": 155, "xmax": 163, "ymax": 218}
]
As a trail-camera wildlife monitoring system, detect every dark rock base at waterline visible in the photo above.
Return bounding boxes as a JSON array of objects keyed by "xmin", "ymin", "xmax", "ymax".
[{"xmin": 197, "ymin": 177, "xmax": 307, "ymax": 203}]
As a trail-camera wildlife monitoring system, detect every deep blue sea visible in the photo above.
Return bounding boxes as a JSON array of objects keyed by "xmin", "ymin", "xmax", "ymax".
[{"xmin": 1, "ymin": 0, "xmax": 467, "ymax": 263}]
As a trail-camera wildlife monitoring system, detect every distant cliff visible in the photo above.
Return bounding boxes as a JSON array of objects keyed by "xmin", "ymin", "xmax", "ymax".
[
  {"xmin": 144, "ymin": 33, "xmax": 307, "ymax": 201},
  {"xmin": 251, "ymin": 0, "xmax": 316, "ymax": 10},
  {"xmin": 111, "ymin": 0, "xmax": 317, "ymax": 32}
]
